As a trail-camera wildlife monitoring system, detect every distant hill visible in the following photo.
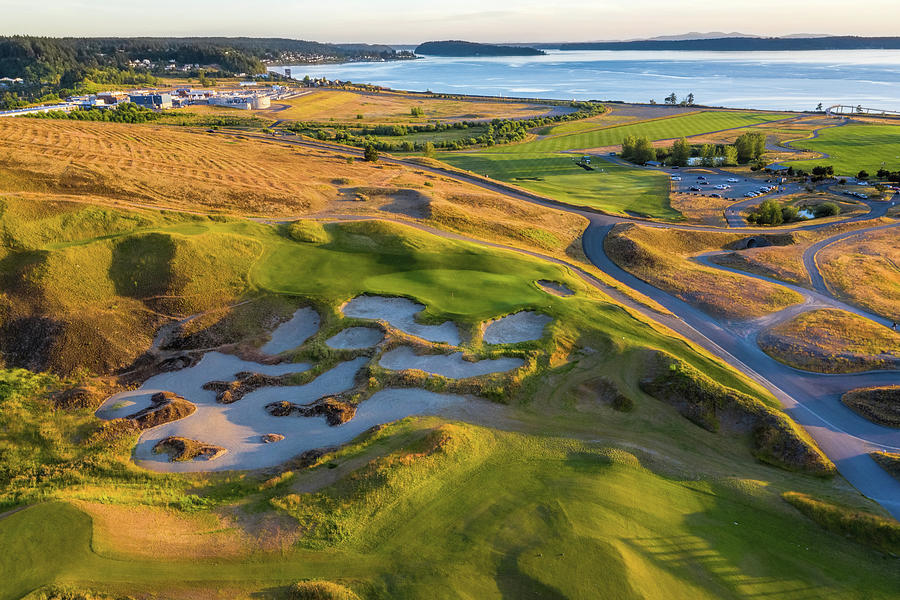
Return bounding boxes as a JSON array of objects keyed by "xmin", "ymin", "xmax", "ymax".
[
  {"xmin": 416, "ymin": 41, "xmax": 545, "ymax": 57},
  {"xmin": 548, "ymin": 36, "xmax": 900, "ymax": 51}
]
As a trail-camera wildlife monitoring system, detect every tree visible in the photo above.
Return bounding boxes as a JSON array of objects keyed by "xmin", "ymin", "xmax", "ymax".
[
  {"xmin": 665, "ymin": 92, "xmax": 677, "ymax": 105},
  {"xmin": 303, "ymin": 75, "xmax": 311, "ymax": 86},
  {"xmin": 722, "ymin": 145, "xmax": 738, "ymax": 166},
  {"xmin": 747, "ymin": 198, "xmax": 784, "ymax": 225},
  {"xmin": 816, "ymin": 102, "xmax": 823, "ymax": 111},
  {"xmin": 685, "ymin": 93, "xmax": 694, "ymax": 106},
  {"xmin": 671, "ymin": 137, "xmax": 691, "ymax": 166},
  {"xmin": 857, "ymin": 170, "xmax": 869, "ymax": 181},
  {"xmin": 423, "ymin": 141, "xmax": 436, "ymax": 158},
  {"xmin": 734, "ymin": 132, "xmax": 766, "ymax": 163},
  {"xmin": 700, "ymin": 144, "xmax": 715, "ymax": 166},
  {"xmin": 363, "ymin": 145, "xmax": 379, "ymax": 162},
  {"xmin": 632, "ymin": 137, "xmax": 656, "ymax": 164}
]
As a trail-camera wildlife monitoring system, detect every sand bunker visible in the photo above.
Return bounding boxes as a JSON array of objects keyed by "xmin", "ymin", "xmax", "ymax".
[
  {"xmin": 483, "ymin": 311, "xmax": 552, "ymax": 344},
  {"xmin": 261, "ymin": 307, "xmax": 320, "ymax": 354},
  {"xmin": 326, "ymin": 326, "xmax": 384, "ymax": 349},
  {"xmin": 96, "ymin": 352, "xmax": 311, "ymax": 421},
  {"xmin": 134, "ymin": 385, "xmax": 465, "ymax": 473},
  {"xmin": 537, "ymin": 280, "xmax": 574, "ymax": 297},
  {"xmin": 379, "ymin": 346, "xmax": 524, "ymax": 378},
  {"xmin": 342, "ymin": 296, "xmax": 460, "ymax": 345}
]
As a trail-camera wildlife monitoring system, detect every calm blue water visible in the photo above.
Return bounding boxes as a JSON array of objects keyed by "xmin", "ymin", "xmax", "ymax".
[{"xmin": 270, "ymin": 49, "xmax": 900, "ymax": 112}]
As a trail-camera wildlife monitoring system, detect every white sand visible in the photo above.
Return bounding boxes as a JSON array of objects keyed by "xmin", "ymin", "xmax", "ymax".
[
  {"xmin": 326, "ymin": 326, "xmax": 384, "ymax": 349},
  {"xmin": 537, "ymin": 280, "xmax": 574, "ymax": 297},
  {"xmin": 483, "ymin": 311, "xmax": 552, "ymax": 344},
  {"xmin": 379, "ymin": 346, "xmax": 524, "ymax": 378},
  {"xmin": 96, "ymin": 352, "xmax": 312, "ymax": 420},
  {"xmin": 261, "ymin": 307, "xmax": 320, "ymax": 354},
  {"xmin": 133, "ymin": 385, "xmax": 465, "ymax": 473},
  {"xmin": 342, "ymin": 296, "xmax": 460, "ymax": 345},
  {"xmin": 119, "ymin": 356, "xmax": 366, "ymax": 473}
]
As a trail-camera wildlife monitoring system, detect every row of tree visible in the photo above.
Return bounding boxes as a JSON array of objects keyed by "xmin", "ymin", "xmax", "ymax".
[
  {"xmin": 622, "ymin": 132, "xmax": 766, "ymax": 166},
  {"xmin": 24, "ymin": 102, "xmax": 160, "ymax": 123}
]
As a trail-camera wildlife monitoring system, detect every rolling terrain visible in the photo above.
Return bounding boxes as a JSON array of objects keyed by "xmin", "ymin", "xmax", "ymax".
[{"xmin": 0, "ymin": 93, "xmax": 898, "ymax": 600}]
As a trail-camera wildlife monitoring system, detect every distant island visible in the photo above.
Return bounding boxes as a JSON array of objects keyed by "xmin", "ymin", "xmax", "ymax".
[
  {"xmin": 542, "ymin": 36, "xmax": 900, "ymax": 51},
  {"xmin": 415, "ymin": 41, "xmax": 545, "ymax": 57}
]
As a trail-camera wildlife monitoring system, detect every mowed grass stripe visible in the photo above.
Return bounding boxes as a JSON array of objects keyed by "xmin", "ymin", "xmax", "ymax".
[
  {"xmin": 441, "ymin": 153, "xmax": 679, "ymax": 219},
  {"xmin": 784, "ymin": 123, "xmax": 900, "ymax": 175},
  {"xmin": 493, "ymin": 111, "xmax": 788, "ymax": 154}
]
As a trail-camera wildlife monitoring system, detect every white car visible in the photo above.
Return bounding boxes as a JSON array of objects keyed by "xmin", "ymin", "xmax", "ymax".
[
  {"xmin": 671, "ymin": 176, "xmax": 682, "ymax": 181},
  {"xmin": 727, "ymin": 178, "xmax": 740, "ymax": 183},
  {"xmin": 714, "ymin": 184, "xmax": 730, "ymax": 190}
]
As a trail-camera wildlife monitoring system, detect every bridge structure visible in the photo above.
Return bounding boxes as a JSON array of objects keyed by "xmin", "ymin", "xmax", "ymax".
[{"xmin": 825, "ymin": 104, "xmax": 900, "ymax": 119}]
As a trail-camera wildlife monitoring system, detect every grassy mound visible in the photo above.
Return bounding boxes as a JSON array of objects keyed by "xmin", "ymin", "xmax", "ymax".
[
  {"xmin": 287, "ymin": 580, "xmax": 360, "ymax": 600},
  {"xmin": 871, "ymin": 451, "xmax": 900, "ymax": 481},
  {"xmin": 605, "ymin": 223, "xmax": 803, "ymax": 319},
  {"xmin": 783, "ymin": 492, "xmax": 900, "ymax": 555},
  {"xmin": 842, "ymin": 386, "xmax": 900, "ymax": 428},
  {"xmin": 640, "ymin": 352, "xmax": 834, "ymax": 475},
  {"xmin": 759, "ymin": 309, "xmax": 900, "ymax": 373},
  {"xmin": 126, "ymin": 392, "xmax": 196, "ymax": 429},
  {"xmin": 152, "ymin": 437, "xmax": 227, "ymax": 462}
]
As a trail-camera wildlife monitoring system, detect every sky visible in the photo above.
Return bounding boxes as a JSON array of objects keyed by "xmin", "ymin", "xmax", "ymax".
[{"xmin": 1, "ymin": 0, "xmax": 899, "ymax": 43}]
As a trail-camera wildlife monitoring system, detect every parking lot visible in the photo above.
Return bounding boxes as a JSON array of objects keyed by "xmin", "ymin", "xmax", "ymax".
[{"xmin": 665, "ymin": 168, "xmax": 799, "ymax": 200}]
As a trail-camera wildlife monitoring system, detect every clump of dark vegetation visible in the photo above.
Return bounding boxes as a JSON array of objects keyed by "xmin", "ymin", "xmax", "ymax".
[
  {"xmin": 126, "ymin": 391, "xmax": 196, "ymax": 429},
  {"xmin": 26, "ymin": 585, "xmax": 135, "ymax": 600},
  {"xmin": 746, "ymin": 198, "xmax": 808, "ymax": 226},
  {"xmin": 287, "ymin": 580, "xmax": 361, "ymax": 600},
  {"xmin": 153, "ymin": 436, "xmax": 227, "ymax": 462},
  {"xmin": 871, "ymin": 451, "xmax": 900, "ymax": 481},
  {"xmin": 842, "ymin": 386, "xmax": 900, "ymax": 428},
  {"xmin": 639, "ymin": 352, "xmax": 835, "ymax": 475},
  {"xmin": 266, "ymin": 396, "xmax": 357, "ymax": 426},
  {"xmin": 783, "ymin": 491, "xmax": 900, "ymax": 555}
]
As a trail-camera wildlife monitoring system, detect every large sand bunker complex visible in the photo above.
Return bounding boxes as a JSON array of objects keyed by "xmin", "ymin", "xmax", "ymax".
[{"xmin": 96, "ymin": 296, "xmax": 552, "ymax": 473}]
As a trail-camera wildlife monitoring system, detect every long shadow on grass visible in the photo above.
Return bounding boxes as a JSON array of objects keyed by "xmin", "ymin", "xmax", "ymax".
[{"xmin": 495, "ymin": 551, "xmax": 567, "ymax": 600}]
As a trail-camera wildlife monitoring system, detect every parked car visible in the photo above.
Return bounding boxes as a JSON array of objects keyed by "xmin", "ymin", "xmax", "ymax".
[
  {"xmin": 727, "ymin": 178, "xmax": 740, "ymax": 183},
  {"xmin": 671, "ymin": 176, "xmax": 682, "ymax": 181},
  {"xmin": 689, "ymin": 186, "xmax": 702, "ymax": 192},
  {"xmin": 710, "ymin": 193, "xmax": 723, "ymax": 198}
]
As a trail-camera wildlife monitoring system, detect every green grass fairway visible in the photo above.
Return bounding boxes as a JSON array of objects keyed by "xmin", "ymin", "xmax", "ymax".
[
  {"xmin": 441, "ymin": 153, "xmax": 679, "ymax": 219},
  {"xmin": 784, "ymin": 123, "xmax": 900, "ymax": 175},
  {"xmin": 493, "ymin": 111, "xmax": 787, "ymax": 154},
  {"xmin": 4, "ymin": 423, "xmax": 900, "ymax": 599}
]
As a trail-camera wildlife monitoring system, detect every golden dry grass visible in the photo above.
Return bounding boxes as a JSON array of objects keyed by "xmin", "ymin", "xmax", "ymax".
[
  {"xmin": 76, "ymin": 500, "xmax": 301, "ymax": 559},
  {"xmin": 605, "ymin": 223, "xmax": 803, "ymax": 319},
  {"xmin": 713, "ymin": 218, "xmax": 895, "ymax": 289},
  {"xmin": 818, "ymin": 226, "xmax": 900, "ymax": 321},
  {"xmin": 669, "ymin": 192, "xmax": 731, "ymax": 226},
  {"xmin": 188, "ymin": 89, "xmax": 559, "ymax": 124},
  {"xmin": 0, "ymin": 118, "xmax": 588, "ymax": 260},
  {"xmin": 759, "ymin": 309, "xmax": 900, "ymax": 373}
]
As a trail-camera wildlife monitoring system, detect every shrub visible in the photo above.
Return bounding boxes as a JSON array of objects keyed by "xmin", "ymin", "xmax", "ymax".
[
  {"xmin": 363, "ymin": 145, "xmax": 379, "ymax": 162},
  {"xmin": 783, "ymin": 492, "xmax": 900, "ymax": 554},
  {"xmin": 287, "ymin": 580, "xmax": 361, "ymax": 600},
  {"xmin": 813, "ymin": 202, "xmax": 841, "ymax": 218}
]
